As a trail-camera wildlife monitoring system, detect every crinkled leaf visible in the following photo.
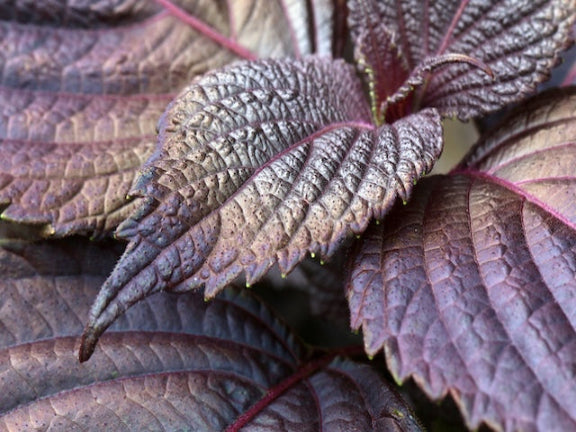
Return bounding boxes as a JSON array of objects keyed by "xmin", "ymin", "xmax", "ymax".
[
  {"xmin": 347, "ymin": 87, "xmax": 576, "ymax": 431},
  {"xmin": 0, "ymin": 240, "xmax": 421, "ymax": 431},
  {"xmin": 0, "ymin": 0, "xmax": 335, "ymax": 237},
  {"xmin": 79, "ymin": 56, "xmax": 443, "ymax": 360},
  {"xmin": 347, "ymin": 0, "xmax": 411, "ymax": 123},
  {"xmin": 368, "ymin": 0, "xmax": 575, "ymax": 119},
  {"xmin": 0, "ymin": 89, "xmax": 169, "ymax": 236}
]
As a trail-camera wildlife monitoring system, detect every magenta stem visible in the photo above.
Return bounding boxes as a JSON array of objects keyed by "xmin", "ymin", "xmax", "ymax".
[
  {"xmin": 225, "ymin": 346, "xmax": 365, "ymax": 431},
  {"xmin": 154, "ymin": 0, "xmax": 257, "ymax": 60},
  {"xmin": 225, "ymin": 354, "xmax": 333, "ymax": 431}
]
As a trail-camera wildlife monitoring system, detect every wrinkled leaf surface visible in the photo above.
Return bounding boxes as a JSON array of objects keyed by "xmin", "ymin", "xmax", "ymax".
[
  {"xmin": 347, "ymin": 87, "xmax": 576, "ymax": 431},
  {"xmin": 347, "ymin": 0, "xmax": 411, "ymax": 122},
  {"xmin": 0, "ymin": 239, "xmax": 421, "ymax": 431},
  {"xmin": 367, "ymin": 0, "xmax": 575, "ymax": 118},
  {"xmin": 0, "ymin": 0, "xmax": 334, "ymax": 237},
  {"xmin": 80, "ymin": 56, "xmax": 443, "ymax": 360}
]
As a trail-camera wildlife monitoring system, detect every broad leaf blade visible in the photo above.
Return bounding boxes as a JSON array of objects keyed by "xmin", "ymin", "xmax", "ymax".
[
  {"xmin": 372, "ymin": 0, "xmax": 575, "ymax": 118},
  {"xmin": 0, "ymin": 239, "xmax": 420, "ymax": 431},
  {"xmin": 305, "ymin": 359, "xmax": 424, "ymax": 432},
  {"xmin": 80, "ymin": 57, "xmax": 443, "ymax": 360},
  {"xmin": 347, "ymin": 87, "xmax": 576, "ymax": 431},
  {"xmin": 0, "ymin": 0, "xmax": 334, "ymax": 237},
  {"xmin": 0, "ymin": 89, "xmax": 168, "ymax": 235}
]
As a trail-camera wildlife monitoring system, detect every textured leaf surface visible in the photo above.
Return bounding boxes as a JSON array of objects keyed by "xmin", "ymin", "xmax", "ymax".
[
  {"xmin": 0, "ymin": 89, "xmax": 169, "ymax": 236},
  {"xmin": 347, "ymin": 0, "xmax": 410, "ymax": 123},
  {"xmin": 370, "ymin": 0, "xmax": 575, "ymax": 118},
  {"xmin": 0, "ymin": 0, "xmax": 334, "ymax": 237},
  {"xmin": 347, "ymin": 87, "xmax": 576, "ymax": 431},
  {"xmin": 0, "ymin": 239, "xmax": 421, "ymax": 431},
  {"xmin": 79, "ymin": 57, "xmax": 444, "ymax": 360}
]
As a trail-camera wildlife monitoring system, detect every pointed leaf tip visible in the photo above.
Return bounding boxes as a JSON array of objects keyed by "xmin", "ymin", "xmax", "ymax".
[
  {"xmin": 84, "ymin": 57, "xmax": 443, "ymax": 347},
  {"xmin": 78, "ymin": 327, "xmax": 98, "ymax": 363},
  {"xmin": 1, "ymin": 240, "xmax": 424, "ymax": 429},
  {"xmin": 348, "ymin": 88, "xmax": 576, "ymax": 431}
]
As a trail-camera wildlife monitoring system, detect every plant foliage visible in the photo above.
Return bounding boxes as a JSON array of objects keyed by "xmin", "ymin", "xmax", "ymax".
[
  {"xmin": 0, "ymin": 239, "xmax": 423, "ymax": 431},
  {"xmin": 348, "ymin": 87, "xmax": 576, "ymax": 431},
  {"xmin": 0, "ymin": 0, "xmax": 575, "ymax": 430}
]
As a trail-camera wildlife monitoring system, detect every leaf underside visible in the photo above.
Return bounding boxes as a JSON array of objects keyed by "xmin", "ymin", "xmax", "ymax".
[
  {"xmin": 79, "ymin": 56, "xmax": 444, "ymax": 361},
  {"xmin": 0, "ymin": 0, "xmax": 333, "ymax": 237},
  {"xmin": 359, "ymin": 0, "xmax": 576, "ymax": 119},
  {"xmin": 0, "ymin": 239, "xmax": 422, "ymax": 432},
  {"xmin": 347, "ymin": 87, "xmax": 576, "ymax": 431}
]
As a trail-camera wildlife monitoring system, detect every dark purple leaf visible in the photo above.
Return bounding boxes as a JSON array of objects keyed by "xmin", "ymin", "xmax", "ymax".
[
  {"xmin": 79, "ymin": 56, "xmax": 444, "ymax": 361},
  {"xmin": 0, "ymin": 0, "xmax": 335, "ymax": 237},
  {"xmin": 0, "ymin": 239, "xmax": 421, "ymax": 431},
  {"xmin": 347, "ymin": 87, "xmax": 576, "ymax": 431},
  {"xmin": 368, "ymin": 0, "xmax": 575, "ymax": 119},
  {"xmin": 347, "ymin": 0, "xmax": 411, "ymax": 122}
]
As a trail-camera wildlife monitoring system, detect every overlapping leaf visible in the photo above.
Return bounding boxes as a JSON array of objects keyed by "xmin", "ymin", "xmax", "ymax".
[
  {"xmin": 0, "ymin": 89, "xmax": 169, "ymax": 236},
  {"xmin": 0, "ymin": 239, "xmax": 421, "ymax": 431},
  {"xmin": 0, "ymin": 0, "xmax": 335, "ymax": 237},
  {"xmin": 359, "ymin": 0, "xmax": 575, "ymax": 119},
  {"xmin": 347, "ymin": 87, "xmax": 576, "ymax": 431},
  {"xmin": 79, "ymin": 56, "xmax": 444, "ymax": 360}
]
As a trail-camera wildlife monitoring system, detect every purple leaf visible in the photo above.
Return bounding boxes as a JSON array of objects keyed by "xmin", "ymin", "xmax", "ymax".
[
  {"xmin": 368, "ymin": 0, "xmax": 575, "ymax": 119},
  {"xmin": 347, "ymin": 0, "xmax": 411, "ymax": 122},
  {"xmin": 79, "ymin": 56, "xmax": 444, "ymax": 361},
  {"xmin": 0, "ymin": 239, "xmax": 421, "ymax": 431},
  {"xmin": 0, "ymin": 0, "xmax": 335, "ymax": 237},
  {"xmin": 347, "ymin": 87, "xmax": 576, "ymax": 431},
  {"xmin": 0, "ymin": 89, "xmax": 168, "ymax": 236},
  {"xmin": 153, "ymin": 0, "xmax": 339, "ymax": 60}
]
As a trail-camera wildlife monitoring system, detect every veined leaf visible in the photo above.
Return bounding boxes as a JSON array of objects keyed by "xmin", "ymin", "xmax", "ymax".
[
  {"xmin": 347, "ymin": 87, "xmax": 576, "ymax": 431},
  {"xmin": 0, "ymin": 89, "xmax": 168, "ymax": 235},
  {"xmin": 365, "ymin": 0, "xmax": 575, "ymax": 118},
  {"xmin": 79, "ymin": 57, "xmax": 444, "ymax": 361},
  {"xmin": 0, "ymin": 0, "xmax": 335, "ymax": 237},
  {"xmin": 347, "ymin": 0, "xmax": 411, "ymax": 123},
  {"xmin": 0, "ymin": 239, "xmax": 421, "ymax": 431}
]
